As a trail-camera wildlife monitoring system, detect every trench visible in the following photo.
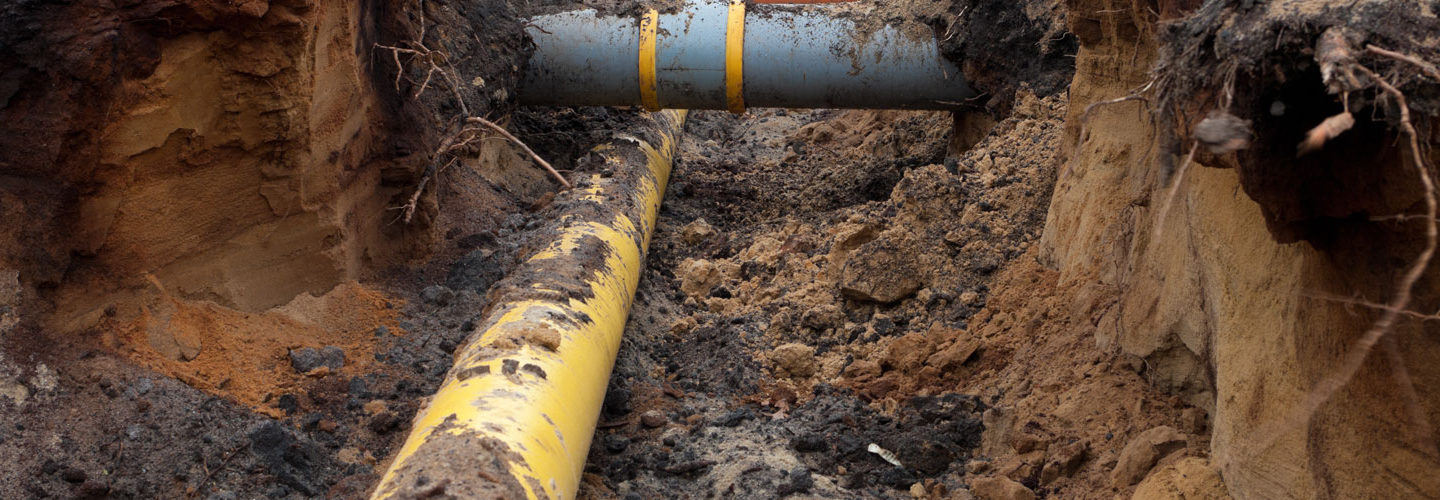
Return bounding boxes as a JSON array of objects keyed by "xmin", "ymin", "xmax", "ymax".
[
  {"xmin": 5, "ymin": 1, "xmax": 1437, "ymax": 499},
  {"xmin": 570, "ymin": 107, "xmax": 1006, "ymax": 498},
  {"xmin": 370, "ymin": 4, "xmax": 1015, "ymax": 498}
]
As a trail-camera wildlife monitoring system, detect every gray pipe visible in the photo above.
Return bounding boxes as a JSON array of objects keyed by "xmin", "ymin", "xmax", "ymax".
[{"xmin": 517, "ymin": 1, "xmax": 976, "ymax": 111}]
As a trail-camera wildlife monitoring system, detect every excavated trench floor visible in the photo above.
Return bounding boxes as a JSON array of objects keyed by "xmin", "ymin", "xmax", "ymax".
[
  {"xmin": 570, "ymin": 97, "xmax": 1200, "ymax": 499},
  {"xmin": 0, "ymin": 98, "xmax": 1205, "ymax": 500},
  {"xmin": 0, "ymin": 98, "xmax": 1204, "ymax": 499}
]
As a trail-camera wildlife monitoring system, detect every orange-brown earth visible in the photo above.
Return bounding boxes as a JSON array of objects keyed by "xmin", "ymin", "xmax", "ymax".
[{"xmin": 111, "ymin": 281, "xmax": 405, "ymax": 415}]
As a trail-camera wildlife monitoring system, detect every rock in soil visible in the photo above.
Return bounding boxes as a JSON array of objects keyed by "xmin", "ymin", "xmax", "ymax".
[
  {"xmin": 1111, "ymin": 426, "xmax": 1188, "ymax": 488},
  {"xmin": 969, "ymin": 475, "xmax": 1036, "ymax": 500}
]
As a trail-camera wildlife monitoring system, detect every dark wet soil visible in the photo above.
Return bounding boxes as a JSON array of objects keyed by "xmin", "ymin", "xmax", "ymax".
[{"xmin": 572, "ymin": 98, "xmax": 1064, "ymax": 498}]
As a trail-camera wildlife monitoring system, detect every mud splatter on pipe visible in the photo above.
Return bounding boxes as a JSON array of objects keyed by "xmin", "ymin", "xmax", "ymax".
[
  {"xmin": 518, "ymin": 1, "xmax": 975, "ymax": 112},
  {"xmin": 370, "ymin": 110, "xmax": 686, "ymax": 500}
]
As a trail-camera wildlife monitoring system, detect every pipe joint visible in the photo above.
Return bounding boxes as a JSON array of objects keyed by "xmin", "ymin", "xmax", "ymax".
[{"xmin": 519, "ymin": 1, "xmax": 975, "ymax": 111}]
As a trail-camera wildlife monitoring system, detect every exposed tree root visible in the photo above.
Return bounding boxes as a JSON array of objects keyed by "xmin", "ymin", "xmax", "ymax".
[
  {"xmin": 378, "ymin": 0, "xmax": 569, "ymax": 224},
  {"xmin": 1367, "ymin": 45, "xmax": 1440, "ymax": 82},
  {"xmin": 1307, "ymin": 292, "xmax": 1440, "ymax": 324},
  {"xmin": 1064, "ymin": 83, "xmax": 1153, "ymax": 179},
  {"xmin": 375, "ymin": 0, "xmax": 469, "ymax": 116},
  {"xmin": 1151, "ymin": 142, "xmax": 1197, "ymax": 241},
  {"xmin": 1231, "ymin": 49, "xmax": 1438, "ymax": 470},
  {"xmin": 465, "ymin": 117, "xmax": 571, "ymax": 189},
  {"xmin": 391, "ymin": 170, "xmax": 432, "ymax": 225},
  {"xmin": 1382, "ymin": 335, "xmax": 1440, "ymax": 460}
]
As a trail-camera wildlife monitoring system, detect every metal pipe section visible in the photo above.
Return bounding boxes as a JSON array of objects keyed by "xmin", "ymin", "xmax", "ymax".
[
  {"xmin": 518, "ymin": 1, "xmax": 975, "ymax": 112},
  {"xmin": 371, "ymin": 110, "xmax": 687, "ymax": 500}
]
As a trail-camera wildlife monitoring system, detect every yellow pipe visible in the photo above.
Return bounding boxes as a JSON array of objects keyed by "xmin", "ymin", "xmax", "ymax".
[
  {"xmin": 638, "ymin": 9, "xmax": 661, "ymax": 112},
  {"xmin": 724, "ymin": 0, "xmax": 746, "ymax": 114},
  {"xmin": 371, "ymin": 110, "xmax": 687, "ymax": 500}
]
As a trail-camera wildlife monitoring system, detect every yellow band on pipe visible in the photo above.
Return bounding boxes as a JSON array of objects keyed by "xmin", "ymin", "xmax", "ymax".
[
  {"xmin": 370, "ymin": 110, "xmax": 687, "ymax": 500},
  {"xmin": 638, "ymin": 9, "xmax": 661, "ymax": 111},
  {"xmin": 725, "ymin": 0, "xmax": 746, "ymax": 114}
]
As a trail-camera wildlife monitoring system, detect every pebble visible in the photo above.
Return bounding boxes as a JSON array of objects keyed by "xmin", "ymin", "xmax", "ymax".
[
  {"xmin": 368, "ymin": 412, "xmax": 402, "ymax": 434},
  {"xmin": 276, "ymin": 394, "xmax": 299, "ymax": 414},
  {"xmin": 777, "ymin": 467, "xmax": 813, "ymax": 495},
  {"xmin": 712, "ymin": 408, "xmax": 752, "ymax": 427},
  {"xmin": 873, "ymin": 317, "xmax": 895, "ymax": 336},
  {"xmin": 680, "ymin": 219, "xmax": 717, "ymax": 245},
  {"xmin": 1111, "ymin": 426, "xmax": 1186, "ymax": 487},
  {"xmin": 792, "ymin": 433, "xmax": 827, "ymax": 453},
  {"xmin": 603, "ymin": 434, "xmax": 630, "ymax": 454},
  {"xmin": 123, "ymin": 377, "xmax": 153, "ymax": 399},
  {"xmin": 640, "ymin": 411, "xmax": 667, "ymax": 428},
  {"xmin": 769, "ymin": 343, "xmax": 817, "ymax": 379},
  {"xmin": 320, "ymin": 346, "xmax": 345, "ymax": 369},
  {"xmin": 289, "ymin": 348, "xmax": 323, "ymax": 373},
  {"xmin": 289, "ymin": 346, "xmax": 345, "ymax": 373},
  {"xmin": 602, "ymin": 387, "xmax": 632, "ymax": 417},
  {"xmin": 347, "ymin": 377, "xmax": 369, "ymax": 398},
  {"xmin": 420, "ymin": 285, "xmax": 455, "ymax": 306},
  {"xmin": 301, "ymin": 413, "xmax": 323, "ymax": 430}
]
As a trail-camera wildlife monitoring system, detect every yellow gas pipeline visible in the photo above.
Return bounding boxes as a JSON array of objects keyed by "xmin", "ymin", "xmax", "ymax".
[{"xmin": 371, "ymin": 110, "xmax": 686, "ymax": 500}]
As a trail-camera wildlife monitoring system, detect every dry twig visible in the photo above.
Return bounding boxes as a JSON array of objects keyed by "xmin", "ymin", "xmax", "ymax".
[
  {"xmin": 377, "ymin": 0, "xmax": 573, "ymax": 225},
  {"xmin": 1367, "ymin": 45, "xmax": 1440, "ymax": 82},
  {"xmin": 1306, "ymin": 292, "xmax": 1440, "ymax": 323},
  {"xmin": 1298, "ymin": 111, "xmax": 1355, "ymax": 155},
  {"xmin": 1382, "ymin": 336, "xmax": 1440, "ymax": 459},
  {"xmin": 189, "ymin": 443, "xmax": 245, "ymax": 498},
  {"xmin": 1065, "ymin": 86, "xmax": 1152, "ymax": 179},
  {"xmin": 395, "ymin": 174, "xmax": 431, "ymax": 224},
  {"xmin": 1152, "ymin": 142, "xmax": 1199, "ymax": 241},
  {"xmin": 466, "ymin": 117, "xmax": 571, "ymax": 189},
  {"xmin": 374, "ymin": 0, "xmax": 470, "ymax": 116}
]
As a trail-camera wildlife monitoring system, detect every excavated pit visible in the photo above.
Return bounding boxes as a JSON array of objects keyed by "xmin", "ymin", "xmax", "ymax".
[{"xmin": 1, "ymin": 0, "xmax": 1438, "ymax": 499}]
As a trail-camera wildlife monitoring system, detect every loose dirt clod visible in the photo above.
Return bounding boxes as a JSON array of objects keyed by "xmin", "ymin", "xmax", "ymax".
[{"xmin": 1195, "ymin": 112, "xmax": 1253, "ymax": 154}]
